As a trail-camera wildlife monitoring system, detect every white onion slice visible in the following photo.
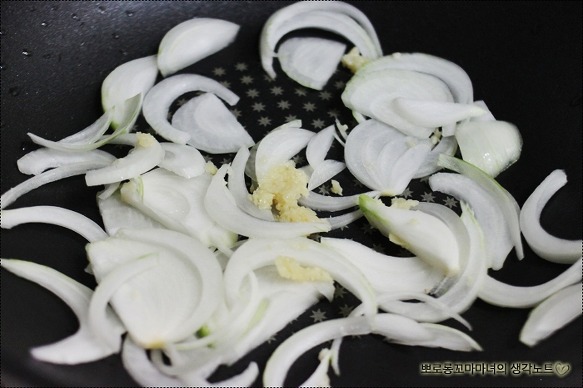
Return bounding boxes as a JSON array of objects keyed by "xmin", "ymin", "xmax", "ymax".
[
  {"xmin": 102, "ymin": 55, "xmax": 159, "ymax": 128},
  {"xmin": 121, "ymin": 337, "xmax": 184, "ymax": 387},
  {"xmin": 478, "ymin": 258, "xmax": 581, "ymax": 308},
  {"xmin": 519, "ymin": 283, "xmax": 582, "ymax": 347},
  {"xmin": 359, "ymin": 195, "xmax": 461, "ymax": 276},
  {"xmin": 98, "ymin": 191, "xmax": 166, "ymax": 236},
  {"xmin": 413, "ymin": 135, "xmax": 457, "ymax": 179},
  {"xmin": 299, "ymin": 348, "xmax": 334, "ymax": 387},
  {"xmin": 171, "ymin": 93, "xmax": 254, "ymax": 154},
  {"xmin": 157, "ymin": 18, "xmax": 239, "ymax": 77},
  {"xmin": 363, "ymin": 202, "xmax": 485, "ymax": 322},
  {"xmin": 26, "ymin": 112, "xmax": 111, "ymax": 152},
  {"xmin": 306, "ymin": 125, "xmax": 336, "ymax": 168},
  {"xmin": 455, "ymin": 120, "xmax": 522, "ymax": 177},
  {"xmin": 263, "ymin": 313, "xmax": 479, "ymax": 386},
  {"xmin": 223, "ymin": 237, "xmax": 376, "ymax": 316},
  {"xmin": 159, "ymin": 143, "xmax": 206, "ymax": 179},
  {"xmin": 205, "ymin": 165, "xmax": 331, "ymax": 239},
  {"xmin": 307, "ymin": 159, "xmax": 346, "ymax": 191},
  {"xmin": 277, "ymin": 37, "xmax": 346, "ymax": 90},
  {"xmin": 344, "ymin": 119, "xmax": 432, "ymax": 195},
  {"xmin": 263, "ymin": 315, "xmax": 372, "ymax": 387},
  {"xmin": 299, "ymin": 191, "xmax": 378, "ymax": 212},
  {"xmin": 321, "ymin": 237, "xmax": 444, "ymax": 295},
  {"xmin": 342, "ymin": 69, "xmax": 454, "ymax": 138},
  {"xmin": 85, "ymin": 133, "xmax": 164, "ymax": 187},
  {"xmin": 260, "ymin": 1, "xmax": 382, "ymax": 79},
  {"xmin": 120, "ymin": 168, "xmax": 237, "ymax": 250},
  {"xmin": 358, "ymin": 52, "xmax": 474, "ymax": 105},
  {"xmin": 17, "ymin": 148, "xmax": 115, "ymax": 176},
  {"xmin": 1, "ymin": 259, "xmax": 123, "ymax": 364},
  {"xmin": 429, "ymin": 172, "xmax": 512, "ymax": 270},
  {"xmin": 115, "ymin": 228, "xmax": 224, "ymax": 344},
  {"xmin": 88, "ymin": 254, "xmax": 161, "ymax": 350},
  {"xmin": 1, "ymin": 161, "xmax": 112, "ymax": 210},
  {"xmin": 326, "ymin": 209, "xmax": 363, "ymax": 230},
  {"xmin": 393, "ymin": 98, "xmax": 484, "ymax": 129},
  {"xmin": 28, "ymin": 95, "xmax": 141, "ymax": 152},
  {"xmin": 254, "ymin": 127, "xmax": 315, "ymax": 182},
  {"xmin": 437, "ymin": 154, "xmax": 524, "ymax": 261},
  {"xmin": 519, "ymin": 169, "xmax": 582, "ymax": 263},
  {"xmin": 142, "ymin": 74, "xmax": 239, "ymax": 144},
  {"xmin": 1, "ymin": 206, "xmax": 107, "ymax": 242},
  {"xmin": 229, "ymin": 147, "xmax": 275, "ymax": 221}
]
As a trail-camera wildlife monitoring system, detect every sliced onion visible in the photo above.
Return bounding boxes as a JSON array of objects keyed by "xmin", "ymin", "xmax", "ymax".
[
  {"xmin": 263, "ymin": 315, "xmax": 372, "ymax": 387},
  {"xmin": 85, "ymin": 133, "xmax": 164, "ymax": 187},
  {"xmin": 455, "ymin": 120, "xmax": 522, "ymax": 177},
  {"xmin": 142, "ymin": 74, "xmax": 239, "ymax": 144},
  {"xmin": 115, "ymin": 228, "xmax": 224, "ymax": 344},
  {"xmin": 306, "ymin": 124, "xmax": 336, "ymax": 168},
  {"xmin": 263, "ymin": 313, "xmax": 480, "ymax": 386},
  {"xmin": 393, "ymin": 98, "xmax": 484, "ymax": 129},
  {"xmin": 326, "ymin": 209, "xmax": 363, "ymax": 230},
  {"xmin": 299, "ymin": 191, "xmax": 378, "ymax": 212},
  {"xmin": 98, "ymin": 191, "xmax": 166, "ymax": 236},
  {"xmin": 321, "ymin": 237, "xmax": 444, "ymax": 294},
  {"xmin": 27, "ymin": 95, "xmax": 141, "ymax": 152},
  {"xmin": 1, "ymin": 206, "xmax": 107, "ymax": 242},
  {"xmin": 260, "ymin": 1, "xmax": 382, "ymax": 79},
  {"xmin": 88, "ymin": 254, "xmax": 162, "ymax": 350},
  {"xmin": 358, "ymin": 52, "xmax": 474, "ymax": 105},
  {"xmin": 1, "ymin": 161, "xmax": 112, "ymax": 210},
  {"xmin": 519, "ymin": 283, "xmax": 582, "ymax": 347},
  {"xmin": 306, "ymin": 159, "xmax": 346, "ymax": 191},
  {"xmin": 120, "ymin": 168, "xmax": 237, "ymax": 250},
  {"xmin": 254, "ymin": 127, "xmax": 315, "ymax": 182},
  {"xmin": 223, "ymin": 237, "xmax": 377, "ymax": 316},
  {"xmin": 364, "ymin": 202, "xmax": 486, "ymax": 322},
  {"xmin": 478, "ymin": 258, "xmax": 582, "ymax": 308},
  {"xmin": 277, "ymin": 37, "xmax": 346, "ymax": 90},
  {"xmin": 121, "ymin": 337, "xmax": 184, "ymax": 387},
  {"xmin": 342, "ymin": 69, "xmax": 454, "ymax": 138},
  {"xmin": 1, "ymin": 259, "xmax": 124, "ymax": 364},
  {"xmin": 519, "ymin": 169, "xmax": 582, "ymax": 263},
  {"xmin": 101, "ymin": 55, "xmax": 159, "ymax": 128},
  {"xmin": 171, "ymin": 93, "xmax": 254, "ymax": 154},
  {"xmin": 17, "ymin": 148, "xmax": 115, "ymax": 176},
  {"xmin": 26, "ymin": 112, "xmax": 111, "ymax": 152},
  {"xmin": 157, "ymin": 18, "xmax": 239, "ymax": 77},
  {"xmin": 229, "ymin": 147, "xmax": 275, "ymax": 221},
  {"xmin": 159, "ymin": 143, "xmax": 206, "ymax": 179},
  {"xmin": 429, "ymin": 154, "xmax": 524, "ymax": 269},
  {"xmin": 344, "ymin": 119, "xmax": 432, "ymax": 195},
  {"xmin": 359, "ymin": 195, "xmax": 461, "ymax": 276},
  {"xmin": 413, "ymin": 135, "xmax": 457, "ymax": 179}
]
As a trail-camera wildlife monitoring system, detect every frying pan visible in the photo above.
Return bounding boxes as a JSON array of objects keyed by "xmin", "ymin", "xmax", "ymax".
[{"xmin": 1, "ymin": 1, "xmax": 581, "ymax": 387}]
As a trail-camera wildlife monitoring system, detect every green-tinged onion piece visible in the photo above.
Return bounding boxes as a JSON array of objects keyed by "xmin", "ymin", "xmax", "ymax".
[
  {"xmin": 102, "ymin": 56, "xmax": 159, "ymax": 128},
  {"xmin": 359, "ymin": 195, "xmax": 461, "ymax": 276}
]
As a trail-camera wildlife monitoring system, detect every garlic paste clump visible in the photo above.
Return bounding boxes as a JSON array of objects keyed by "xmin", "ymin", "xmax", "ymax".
[{"xmin": 252, "ymin": 161, "xmax": 319, "ymax": 222}]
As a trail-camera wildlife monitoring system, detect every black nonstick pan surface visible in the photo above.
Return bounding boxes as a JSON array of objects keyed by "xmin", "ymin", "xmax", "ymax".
[{"xmin": 1, "ymin": 1, "xmax": 581, "ymax": 387}]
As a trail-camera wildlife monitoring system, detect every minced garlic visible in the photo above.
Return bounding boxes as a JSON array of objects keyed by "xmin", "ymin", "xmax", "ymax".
[
  {"xmin": 251, "ymin": 161, "xmax": 319, "ymax": 222},
  {"xmin": 275, "ymin": 256, "xmax": 333, "ymax": 282}
]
